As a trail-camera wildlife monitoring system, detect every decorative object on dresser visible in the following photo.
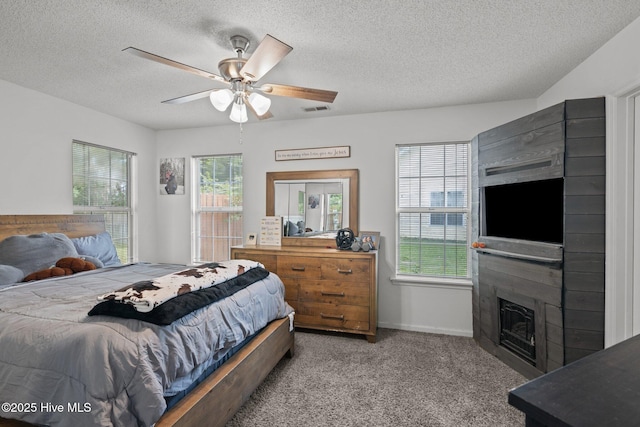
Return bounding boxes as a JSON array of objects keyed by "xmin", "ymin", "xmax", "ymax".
[
  {"xmin": 335, "ymin": 228, "xmax": 356, "ymax": 250},
  {"xmin": 245, "ymin": 232, "xmax": 257, "ymax": 246},
  {"xmin": 358, "ymin": 231, "xmax": 380, "ymax": 251},
  {"xmin": 471, "ymin": 97, "xmax": 606, "ymax": 378},
  {"xmin": 231, "ymin": 245, "xmax": 378, "ymax": 343},
  {"xmin": 259, "ymin": 216, "xmax": 282, "ymax": 246}
]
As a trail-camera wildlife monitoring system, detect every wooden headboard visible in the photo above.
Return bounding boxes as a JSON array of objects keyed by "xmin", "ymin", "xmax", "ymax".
[{"xmin": 0, "ymin": 215, "xmax": 106, "ymax": 242}]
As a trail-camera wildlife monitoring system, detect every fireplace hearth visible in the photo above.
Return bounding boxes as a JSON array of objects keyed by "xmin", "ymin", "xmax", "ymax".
[{"xmin": 500, "ymin": 299, "xmax": 536, "ymax": 366}]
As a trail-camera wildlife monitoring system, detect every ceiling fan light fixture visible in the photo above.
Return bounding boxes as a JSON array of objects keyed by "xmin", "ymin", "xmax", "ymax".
[
  {"xmin": 248, "ymin": 92, "xmax": 271, "ymax": 116},
  {"xmin": 209, "ymin": 89, "xmax": 234, "ymax": 111},
  {"xmin": 229, "ymin": 98, "xmax": 248, "ymax": 123},
  {"xmin": 127, "ymin": 33, "xmax": 337, "ymax": 125}
]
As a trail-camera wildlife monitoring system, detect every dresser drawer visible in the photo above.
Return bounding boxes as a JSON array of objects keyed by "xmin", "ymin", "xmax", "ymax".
[
  {"xmin": 299, "ymin": 280, "xmax": 369, "ymax": 306},
  {"xmin": 231, "ymin": 251, "xmax": 277, "ymax": 273},
  {"xmin": 231, "ymin": 245, "xmax": 377, "ymax": 342},
  {"xmin": 296, "ymin": 301, "xmax": 369, "ymax": 331},
  {"xmin": 321, "ymin": 258, "xmax": 370, "ymax": 281},
  {"xmin": 280, "ymin": 277, "xmax": 300, "ymax": 301},
  {"xmin": 277, "ymin": 256, "xmax": 322, "ymax": 279}
]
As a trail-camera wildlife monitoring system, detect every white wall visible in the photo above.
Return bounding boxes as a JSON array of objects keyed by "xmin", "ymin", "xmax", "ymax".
[
  {"xmin": 536, "ymin": 16, "xmax": 640, "ymax": 346},
  {"xmin": 0, "ymin": 79, "xmax": 159, "ymax": 261},
  {"xmin": 156, "ymin": 99, "xmax": 536, "ymax": 336},
  {"xmin": 537, "ymin": 15, "xmax": 640, "ymax": 109}
]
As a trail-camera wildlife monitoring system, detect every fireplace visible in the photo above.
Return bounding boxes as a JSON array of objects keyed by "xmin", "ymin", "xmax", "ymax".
[
  {"xmin": 472, "ymin": 98, "xmax": 606, "ymax": 378},
  {"xmin": 499, "ymin": 299, "xmax": 536, "ymax": 366}
]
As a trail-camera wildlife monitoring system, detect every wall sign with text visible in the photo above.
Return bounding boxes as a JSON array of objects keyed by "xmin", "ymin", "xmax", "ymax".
[{"xmin": 275, "ymin": 146, "xmax": 350, "ymax": 161}]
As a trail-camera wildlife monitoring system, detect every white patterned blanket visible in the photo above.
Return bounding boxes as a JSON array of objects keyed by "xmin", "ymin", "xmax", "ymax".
[{"xmin": 97, "ymin": 259, "xmax": 263, "ymax": 312}]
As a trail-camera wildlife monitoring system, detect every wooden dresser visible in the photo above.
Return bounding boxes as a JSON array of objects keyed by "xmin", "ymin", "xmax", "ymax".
[{"xmin": 231, "ymin": 245, "xmax": 378, "ymax": 342}]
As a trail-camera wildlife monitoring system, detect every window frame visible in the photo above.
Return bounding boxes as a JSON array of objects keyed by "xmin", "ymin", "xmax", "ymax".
[
  {"xmin": 394, "ymin": 141, "xmax": 472, "ymax": 284},
  {"xmin": 72, "ymin": 140, "xmax": 136, "ymax": 263},
  {"xmin": 191, "ymin": 154, "xmax": 244, "ymax": 264}
]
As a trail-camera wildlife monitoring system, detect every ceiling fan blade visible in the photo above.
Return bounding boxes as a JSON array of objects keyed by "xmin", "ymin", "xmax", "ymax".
[
  {"xmin": 245, "ymin": 95, "xmax": 274, "ymax": 120},
  {"xmin": 259, "ymin": 84, "xmax": 338, "ymax": 103},
  {"xmin": 240, "ymin": 34, "xmax": 292, "ymax": 82},
  {"xmin": 162, "ymin": 88, "xmax": 224, "ymax": 105},
  {"xmin": 124, "ymin": 47, "xmax": 228, "ymax": 84}
]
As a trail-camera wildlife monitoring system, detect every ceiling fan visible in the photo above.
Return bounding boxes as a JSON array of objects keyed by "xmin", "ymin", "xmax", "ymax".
[{"xmin": 124, "ymin": 34, "xmax": 338, "ymax": 123}]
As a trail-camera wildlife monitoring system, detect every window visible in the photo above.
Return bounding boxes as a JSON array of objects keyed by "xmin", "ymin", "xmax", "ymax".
[
  {"xmin": 192, "ymin": 155, "xmax": 243, "ymax": 263},
  {"xmin": 396, "ymin": 142, "xmax": 469, "ymax": 278},
  {"xmin": 429, "ymin": 191, "xmax": 464, "ymax": 226},
  {"xmin": 72, "ymin": 140, "xmax": 134, "ymax": 263}
]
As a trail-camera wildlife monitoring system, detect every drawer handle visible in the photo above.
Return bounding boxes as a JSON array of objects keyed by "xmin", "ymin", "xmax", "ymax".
[
  {"xmin": 337, "ymin": 268, "xmax": 353, "ymax": 274},
  {"xmin": 291, "ymin": 266, "xmax": 306, "ymax": 271},
  {"xmin": 321, "ymin": 291, "xmax": 345, "ymax": 297},
  {"xmin": 320, "ymin": 313, "xmax": 344, "ymax": 320}
]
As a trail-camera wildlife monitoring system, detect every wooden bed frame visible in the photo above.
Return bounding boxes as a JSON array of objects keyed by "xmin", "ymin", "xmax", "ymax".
[{"xmin": 0, "ymin": 214, "xmax": 295, "ymax": 427}]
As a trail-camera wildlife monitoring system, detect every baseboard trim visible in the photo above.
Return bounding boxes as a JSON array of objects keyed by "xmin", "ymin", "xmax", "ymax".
[{"xmin": 377, "ymin": 321, "xmax": 473, "ymax": 337}]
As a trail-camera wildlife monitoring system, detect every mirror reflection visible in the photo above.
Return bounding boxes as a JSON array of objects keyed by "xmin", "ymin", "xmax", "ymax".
[
  {"xmin": 266, "ymin": 169, "xmax": 359, "ymax": 241},
  {"xmin": 275, "ymin": 179, "xmax": 350, "ymax": 236}
]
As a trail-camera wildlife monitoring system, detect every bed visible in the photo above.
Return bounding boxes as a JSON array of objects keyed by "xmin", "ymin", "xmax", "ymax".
[{"xmin": 0, "ymin": 214, "xmax": 295, "ymax": 427}]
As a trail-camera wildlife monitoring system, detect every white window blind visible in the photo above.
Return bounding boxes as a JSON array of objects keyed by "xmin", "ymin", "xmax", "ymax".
[
  {"xmin": 396, "ymin": 142, "xmax": 470, "ymax": 278},
  {"xmin": 192, "ymin": 155, "xmax": 243, "ymax": 263},
  {"xmin": 72, "ymin": 140, "xmax": 134, "ymax": 263}
]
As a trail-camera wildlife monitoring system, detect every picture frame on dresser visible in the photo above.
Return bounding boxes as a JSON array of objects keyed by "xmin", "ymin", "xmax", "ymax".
[
  {"xmin": 359, "ymin": 231, "xmax": 380, "ymax": 250},
  {"xmin": 245, "ymin": 232, "xmax": 257, "ymax": 246}
]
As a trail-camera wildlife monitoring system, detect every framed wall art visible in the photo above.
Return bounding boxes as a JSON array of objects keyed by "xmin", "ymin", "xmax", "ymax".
[{"xmin": 160, "ymin": 157, "xmax": 185, "ymax": 195}]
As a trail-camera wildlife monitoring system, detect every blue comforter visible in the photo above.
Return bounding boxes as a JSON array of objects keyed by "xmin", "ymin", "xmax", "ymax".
[{"xmin": 0, "ymin": 263, "xmax": 292, "ymax": 427}]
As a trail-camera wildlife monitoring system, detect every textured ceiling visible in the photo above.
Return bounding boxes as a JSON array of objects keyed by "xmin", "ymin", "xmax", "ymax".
[{"xmin": 1, "ymin": 0, "xmax": 639, "ymax": 130}]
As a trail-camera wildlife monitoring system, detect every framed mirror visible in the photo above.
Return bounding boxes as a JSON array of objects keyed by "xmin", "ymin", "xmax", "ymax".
[{"xmin": 266, "ymin": 169, "xmax": 359, "ymax": 246}]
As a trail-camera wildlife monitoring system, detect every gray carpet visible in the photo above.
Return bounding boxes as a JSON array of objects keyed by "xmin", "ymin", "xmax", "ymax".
[{"xmin": 227, "ymin": 328, "xmax": 527, "ymax": 427}]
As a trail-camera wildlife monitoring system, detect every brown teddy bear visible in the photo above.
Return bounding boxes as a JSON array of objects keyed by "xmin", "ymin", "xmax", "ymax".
[{"xmin": 23, "ymin": 257, "xmax": 96, "ymax": 282}]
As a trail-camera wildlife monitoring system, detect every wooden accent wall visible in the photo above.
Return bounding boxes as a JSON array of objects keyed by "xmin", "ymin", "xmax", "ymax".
[
  {"xmin": 477, "ymin": 102, "xmax": 565, "ymax": 188},
  {"xmin": 472, "ymin": 97, "xmax": 606, "ymax": 378},
  {"xmin": 563, "ymin": 98, "xmax": 606, "ymax": 363}
]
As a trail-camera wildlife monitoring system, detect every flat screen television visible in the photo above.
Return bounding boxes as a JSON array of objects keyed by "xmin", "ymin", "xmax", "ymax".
[{"xmin": 483, "ymin": 178, "xmax": 564, "ymax": 245}]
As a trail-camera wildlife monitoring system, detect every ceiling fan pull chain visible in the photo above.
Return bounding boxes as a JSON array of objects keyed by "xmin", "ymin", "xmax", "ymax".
[{"xmin": 238, "ymin": 122, "xmax": 243, "ymax": 144}]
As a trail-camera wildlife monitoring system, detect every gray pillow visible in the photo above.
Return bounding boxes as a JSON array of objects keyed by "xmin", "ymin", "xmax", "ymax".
[
  {"xmin": 0, "ymin": 265, "xmax": 24, "ymax": 285},
  {"xmin": 0, "ymin": 233, "xmax": 79, "ymax": 277},
  {"xmin": 71, "ymin": 232, "xmax": 121, "ymax": 266},
  {"xmin": 287, "ymin": 221, "xmax": 298, "ymax": 236}
]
